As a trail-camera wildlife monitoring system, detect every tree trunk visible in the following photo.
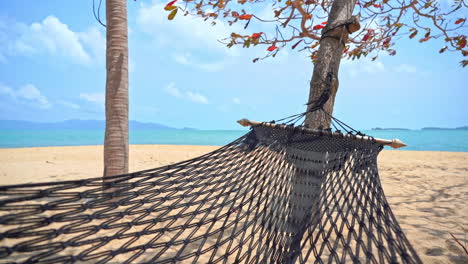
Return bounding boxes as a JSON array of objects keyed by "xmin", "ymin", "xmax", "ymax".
[
  {"xmin": 103, "ymin": 0, "xmax": 129, "ymax": 178},
  {"xmin": 284, "ymin": 0, "xmax": 359, "ymax": 261},
  {"xmin": 304, "ymin": 0, "xmax": 359, "ymax": 129}
]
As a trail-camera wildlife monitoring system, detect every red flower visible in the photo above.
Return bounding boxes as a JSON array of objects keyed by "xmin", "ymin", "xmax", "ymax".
[
  {"xmin": 165, "ymin": 0, "xmax": 177, "ymax": 7},
  {"xmin": 455, "ymin": 18, "xmax": 465, "ymax": 25},
  {"xmin": 251, "ymin": 32, "xmax": 263, "ymax": 39},
  {"xmin": 362, "ymin": 29, "xmax": 374, "ymax": 42},
  {"xmin": 383, "ymin": 37, "xmax": 391, "ymax": 46},
  {"xmin": 419, "ymin": 36, "xmax": 430, "ymax": 43},
  {"xmin": 239, "ymin": 14, "xmax": 252, "ymax": 20},
  {"xmin": 313, "ymin": 24, "xmax": 325, "ymax": 30},
  {"xmin": 321, "ymin": 21, "xmax": 327, "ymax": 25},
  {"xmin": 458, "ymin": 38, "xmax": 467, "ymax": 49},
  {"xmin": 373, "ymin": 4, "xmax": 382, "ymax": 8},
  {"xmin": 267, "ymin": 45, "xmax": 277, "ymax": 51}
]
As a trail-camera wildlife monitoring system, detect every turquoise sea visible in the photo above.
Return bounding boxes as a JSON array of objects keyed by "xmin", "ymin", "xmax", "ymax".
[{"xmin": 0, "ymin": 129, "xmax": 467, "ymax": 152}]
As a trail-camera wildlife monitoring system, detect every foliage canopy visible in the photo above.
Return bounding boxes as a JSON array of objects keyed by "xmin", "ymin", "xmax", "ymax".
[{"xmin": 164, "ymin": 0, "xmax": 467, "ymax": 66}]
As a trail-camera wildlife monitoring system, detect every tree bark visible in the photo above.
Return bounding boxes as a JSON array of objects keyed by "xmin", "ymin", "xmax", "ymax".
[
  {"xmin": 103, "ymin": 0, "xmax": 129, "ymax": 178},
  {"xmin": 304, "ymin": 0, "xmax": 359, "ymax": 129},
  {"xmin": 284, "ymin": 1, "xmax": 360, "ymax": 261}
]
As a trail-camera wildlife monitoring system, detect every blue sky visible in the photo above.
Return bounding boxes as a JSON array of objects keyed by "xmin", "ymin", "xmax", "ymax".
[{"xmin": 0, "ymin": 0, "xmax": 466, "ymax": 130}]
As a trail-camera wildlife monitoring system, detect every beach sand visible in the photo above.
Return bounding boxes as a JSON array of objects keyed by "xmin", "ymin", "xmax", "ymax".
[{"xmin": 0, "ymin": 145, "xmax": 467, "ymax": 263}]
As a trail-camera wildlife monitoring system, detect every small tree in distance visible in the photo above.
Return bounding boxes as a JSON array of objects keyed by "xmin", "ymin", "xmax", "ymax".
[{"xmin": 164, "ymin": 0, "xmax": 467, "ymax": 128}]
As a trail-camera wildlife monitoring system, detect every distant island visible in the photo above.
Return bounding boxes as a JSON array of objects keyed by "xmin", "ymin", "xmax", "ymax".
[
  {"xmin": 0, "ymin": 120, "xmax": 195, "ymax": 130},
  {"xmin": 422, "ymin": 126, "xmax": 468, "ymax": 130},
  {"xmin": 371, "ymin": 127, "xmax": 412, "ymax": 131},
  {"xmin": 371, "ymin": 126, "xmax": 468, "ymax": 131}
]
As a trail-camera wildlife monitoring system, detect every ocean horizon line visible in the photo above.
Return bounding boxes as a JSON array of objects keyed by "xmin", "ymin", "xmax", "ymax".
[{"xmin": 1, "ymin": 119, "xmax": 468, "ymax": 131}]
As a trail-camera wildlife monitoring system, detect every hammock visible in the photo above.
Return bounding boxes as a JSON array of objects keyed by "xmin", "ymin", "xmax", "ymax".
[{"xmin": 0, "ymin": 121, "xmax": 422, "ymax": 264}]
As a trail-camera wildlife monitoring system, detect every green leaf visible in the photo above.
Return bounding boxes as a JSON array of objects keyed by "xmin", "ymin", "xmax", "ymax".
[
  {"xmin": 424, "ymin": 1, "xmax": 433, "ymax": 8},
  {"xmin": 164, "ymin": 5, "xmax": 177, "ymax": 11},
  {"xmin": 168, "ymin": 9, "xmax": 178, "ymax": 20},
  {"xmin": 243, "ymin": 39, "xmax": 251, "ymax": 48},
  {"xmin": 409, "ymin": 30, "xmax": 418, "ymax": 39}
]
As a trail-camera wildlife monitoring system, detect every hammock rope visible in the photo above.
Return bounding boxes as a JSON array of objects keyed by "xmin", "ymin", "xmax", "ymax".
[{"xmin": 0, "ymin": 122, "xmax": 421, "ymax": 263}]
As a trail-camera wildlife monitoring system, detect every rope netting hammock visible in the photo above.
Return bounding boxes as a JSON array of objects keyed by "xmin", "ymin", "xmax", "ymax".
[{"xmin": 0, "ymin": 121, "xmax": 421, "ymax": 264}]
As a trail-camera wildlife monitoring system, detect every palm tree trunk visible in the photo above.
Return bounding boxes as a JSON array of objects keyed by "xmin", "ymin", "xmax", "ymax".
[{"xmin": 103, "ymin": 0, "xmax": 129, "ymax": 178}]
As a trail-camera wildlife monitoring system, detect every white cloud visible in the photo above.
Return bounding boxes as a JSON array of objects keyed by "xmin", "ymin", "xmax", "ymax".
[
  {"xmin": 136, "ymin": 1, "xmax": 240, "ymax": 57},
  {"xmin": 186, "ymin": 91, "xmax": 209, "ymax": 104},
  {"xmin": 80, "ymin": 92, "xmax": 105, "ymax": 104},
  {"xmin": 257, "ymin": 4, "xmax": 278, "ymax": 21},
  {"xmin": 233, "ymin": 97, "xmax": 241, "ymax": 104},
  {"xmin": 164, "ymin": 82, "xmax": 183, "ymax": 97},
  {"xmin": 11, "ymin": 39, "xmax": 35, "ymax": 55},
  {"xmin": 396, "ymin": 64, "xmax": 417, "ymax": 73},
  {"xmin": 174, "ymin": 53, "xmax": 190, "ymax": 65},
  {"xmin": 173, "ymin": 53, "xmax": 225, "ymax": 72},
  {"xmin": 2, "ymin": 16, "xmax": 105, "ymax": 65},
  {"xmin": 57, "ymin": 100, "xmax": 80, "ymax": 109},
  {"xmin": 342, "ymin": 59, "xmax": 385, "ymax": 77},
  {"xmin": 0, "ymin": 83, "xmax": 51, "ymax": 109},
  {"xmin": 363, "ymin": 61, "xmax": 385, "ymax": 73},
  {"xmin": 77, "ymin": 27, "xmax": 106, "ymax": 64},
  {"xmin": 0, "ymin": 84, "xmax": 15, "ymax": 97},
  {"xmin": 17, "ymin": 16, "xmax": 91, "ymax": 64},
  {"xmin": 136, "ymin": 0, "xmax": 298, "ymax": 68},
  {"xmin": 164, "ymin": 82, "xmax": 209, "ymax": 104}
]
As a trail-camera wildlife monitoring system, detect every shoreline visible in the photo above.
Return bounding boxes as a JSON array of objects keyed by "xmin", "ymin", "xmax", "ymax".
[{"xmin": 1, "ymin": 144, "xmax": 467, "ymax": 153}]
